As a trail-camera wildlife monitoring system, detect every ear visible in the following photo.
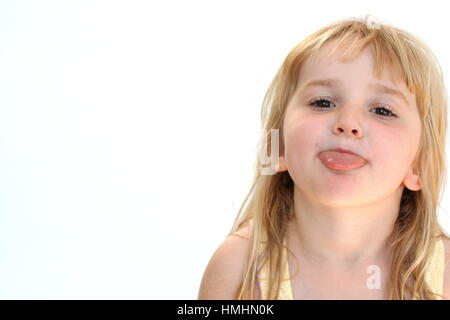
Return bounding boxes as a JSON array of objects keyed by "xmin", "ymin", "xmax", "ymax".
[
  {"xmin": 275, "ymin": 155, "xmax": 288, "ymax": 172},
  {"xmin": 402, "ymin": 166, "xmax": 422, "ymax": 191}
]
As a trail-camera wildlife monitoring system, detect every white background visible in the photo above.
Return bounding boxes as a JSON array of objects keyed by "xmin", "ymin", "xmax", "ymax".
[{"xmin": 1, "ymin": 0, "xmax": 449, "ymax": 299}]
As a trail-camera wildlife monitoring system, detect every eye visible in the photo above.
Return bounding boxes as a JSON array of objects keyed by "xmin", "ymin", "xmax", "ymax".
[
  {"xmin": 309, "ymin": 97, "xmax": 397, "ymax": 119},
  {"xmin": 310, "ymin": 97, "xmax": 336, "ymax": 109},
  {"xmin": 370, "ymin": 104, "xmax": 397, "ymax": 119}
]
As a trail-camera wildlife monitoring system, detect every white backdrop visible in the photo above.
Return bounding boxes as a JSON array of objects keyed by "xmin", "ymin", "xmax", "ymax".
[{"xmin": 1, "ymin": 0, "xmax": 449, "ymax": 299}]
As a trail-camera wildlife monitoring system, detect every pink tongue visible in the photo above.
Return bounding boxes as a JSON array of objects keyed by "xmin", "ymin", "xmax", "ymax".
[{"xmin": 319, "ymin": 151, "xmax": 366, "ymax": 169}]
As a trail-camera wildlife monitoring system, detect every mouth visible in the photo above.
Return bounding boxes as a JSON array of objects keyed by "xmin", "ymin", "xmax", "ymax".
[{"xmin": 318, "ymin": 148, "xmax": 367, "ymax": 171}]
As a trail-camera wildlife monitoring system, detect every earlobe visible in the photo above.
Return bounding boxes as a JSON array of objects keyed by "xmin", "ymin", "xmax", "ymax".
[
  {"xmin": 276, "ymin": 155, "xmax": 288, "ymax": 172},
  {"xmin": 403, "ymin": 169, "xmax": 422, "ymax": 191}
]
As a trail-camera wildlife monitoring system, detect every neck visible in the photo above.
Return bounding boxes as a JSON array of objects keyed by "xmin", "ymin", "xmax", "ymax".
[{"xmin": 289, "ymin": 185, "xmax": 403, "ymax": 270}]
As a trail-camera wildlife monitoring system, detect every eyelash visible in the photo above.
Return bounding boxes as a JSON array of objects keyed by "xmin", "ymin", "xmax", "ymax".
[{"xmin": 309, "ymin": 97, "xmax": 398, "ymax": 119}]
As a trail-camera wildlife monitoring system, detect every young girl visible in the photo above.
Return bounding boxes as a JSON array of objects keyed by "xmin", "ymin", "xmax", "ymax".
[{"xmin": 198, "ymin": 15, "xmax": 450, "ymax": 300}]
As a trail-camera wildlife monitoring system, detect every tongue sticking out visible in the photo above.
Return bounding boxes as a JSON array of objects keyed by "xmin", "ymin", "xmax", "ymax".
[{"xmin": 319, "ymin": 151, "xmax": 367, "ymax": 171}]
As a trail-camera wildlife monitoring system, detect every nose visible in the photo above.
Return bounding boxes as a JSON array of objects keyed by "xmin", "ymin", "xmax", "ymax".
[{"xmin": 332, "ymin": 114, "xmax": 363, "ymax": 138}]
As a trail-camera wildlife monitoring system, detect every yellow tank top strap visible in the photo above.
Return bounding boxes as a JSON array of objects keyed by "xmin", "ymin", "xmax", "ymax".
[
  {"xmin": 257, "ymin": 237, "xmax": 294, "ymax": 299},
  {"xmin": 424, "ymin": 238, "xmax": 445, "ymax": 299}
]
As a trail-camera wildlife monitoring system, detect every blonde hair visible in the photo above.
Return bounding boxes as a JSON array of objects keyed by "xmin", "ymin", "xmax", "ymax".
[{"xmin": 228, "ymin": 15, "xmax": 449, "ymax": 300}]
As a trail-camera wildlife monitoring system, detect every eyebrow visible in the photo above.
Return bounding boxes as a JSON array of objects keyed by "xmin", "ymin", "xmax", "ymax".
[{"xmin": 299, "ymin": 78, "xmax": 410, "ymax": 106}]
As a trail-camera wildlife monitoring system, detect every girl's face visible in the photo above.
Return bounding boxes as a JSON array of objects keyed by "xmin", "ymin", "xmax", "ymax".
[{"xmin": 279, "ymin": 43, "xmax": 422, "ymax": 207}]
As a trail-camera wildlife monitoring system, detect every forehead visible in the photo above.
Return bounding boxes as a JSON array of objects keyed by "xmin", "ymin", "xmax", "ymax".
[{"xmin": 301, "ymin": 41, "xmax": 400, "ymax": 84}]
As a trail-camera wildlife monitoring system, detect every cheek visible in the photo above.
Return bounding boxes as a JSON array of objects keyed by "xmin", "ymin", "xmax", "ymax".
[
  {"xmin": 370, "ymin": 130, "xmax": 395, "ymax": 164},
  {"xmin": 283, "ymin": 115, "xmax": 323, "ymax": 165},
  {"xmin": 369, "ymin": 126, "xmax": 420, "ymax": 172}
]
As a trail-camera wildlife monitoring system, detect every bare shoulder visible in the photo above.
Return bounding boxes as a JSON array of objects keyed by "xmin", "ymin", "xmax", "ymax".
[
  {"xmin": 441, "ymin": 237, "xmax": 450, "ymax": 300},
  {"xmin": 231, "ymin": 219, "xmax": 253, "ymax": 240},
  {"xmin": 197, "ymin": 220, "xmax": 260, "ymax": 299}
]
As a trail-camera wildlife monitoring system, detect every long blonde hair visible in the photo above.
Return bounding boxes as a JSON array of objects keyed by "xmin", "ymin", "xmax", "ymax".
[{"xmin": 229, "ymin": 15, "xmax": 449, "ymax": 300}]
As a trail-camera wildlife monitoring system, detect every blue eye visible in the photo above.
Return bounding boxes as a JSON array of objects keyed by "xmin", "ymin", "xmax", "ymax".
[{"xmin": 309, "ymin": 97, "xmax": 397, "ymax": 119}]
